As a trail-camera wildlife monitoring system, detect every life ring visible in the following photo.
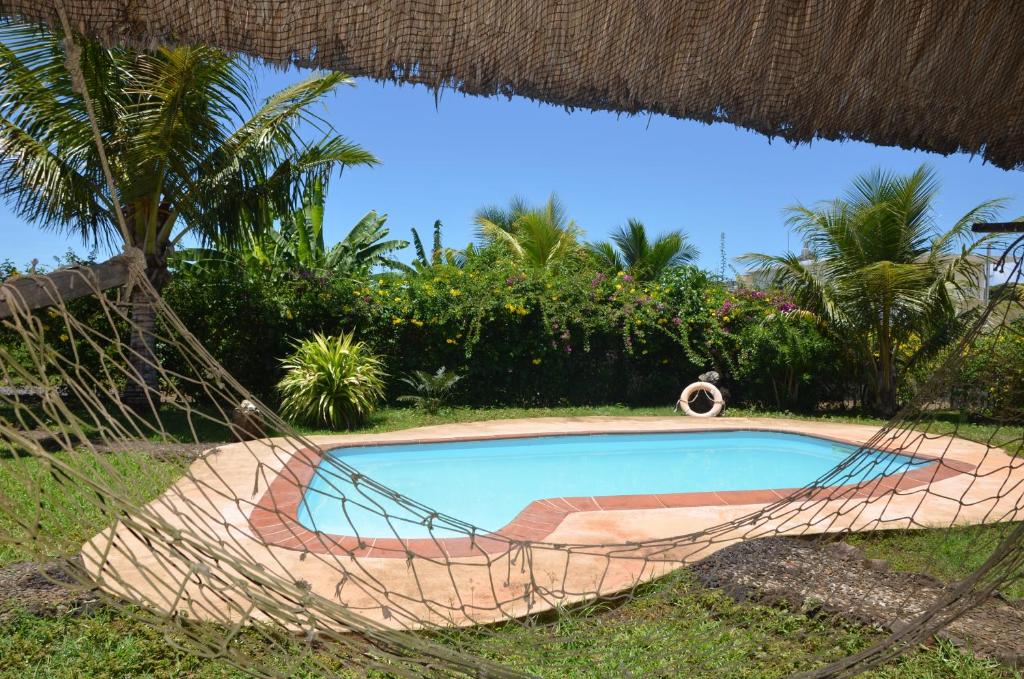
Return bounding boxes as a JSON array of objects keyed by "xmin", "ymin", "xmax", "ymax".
[{"xmin": 678, "ymin": 381, "xmax": 724, "ymax": 417}]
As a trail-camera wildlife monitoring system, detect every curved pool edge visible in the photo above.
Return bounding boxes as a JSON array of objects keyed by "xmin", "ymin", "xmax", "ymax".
[{"xmin": 246, "ymin": 424, "xmax": 979, "ymax": 560}]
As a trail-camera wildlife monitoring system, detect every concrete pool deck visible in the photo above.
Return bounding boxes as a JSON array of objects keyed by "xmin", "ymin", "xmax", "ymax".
[{"xmin": 81, "ymin": 417, "xmax": 1024, "ymax": 631}]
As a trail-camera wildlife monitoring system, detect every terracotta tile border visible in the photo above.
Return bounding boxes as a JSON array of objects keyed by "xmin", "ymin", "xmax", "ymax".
[{"xmin": 247, "ymin": 429, "xmax": 978, "ymax": 559}]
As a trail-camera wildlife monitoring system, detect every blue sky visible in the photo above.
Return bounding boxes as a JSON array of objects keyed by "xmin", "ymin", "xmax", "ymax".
[{"xmin": 3, "ymin": 63, "xmax": 1021, "ymax": 272}]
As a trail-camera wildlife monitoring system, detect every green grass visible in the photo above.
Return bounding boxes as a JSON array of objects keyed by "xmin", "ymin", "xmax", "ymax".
[
  {"xmin": 448, "ymin": 572, "xmax": 1017, "ymax": 678},
  {"xmin": 0, "ymin": 575, "xmax": 1016, "ymax": 678},
  {"xmin": 0, "ymin": 451, "xmax": 188, "ymax": 567},
  {"xmin": 1, "ymin": 404, "xmax": 1022, "ymax": 676},
  {"xmin": 849, "ymin": 524, "xmax": 1024, "ymax": 599},
  {"xmin": 311, "ymin": 404, "xmax": 676, "ymax": 435}
]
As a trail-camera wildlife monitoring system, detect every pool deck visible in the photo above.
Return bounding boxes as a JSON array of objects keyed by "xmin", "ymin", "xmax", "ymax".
[{"xmin": 81, "ymin": 417, "xmax": 1024, "ymax": 631}]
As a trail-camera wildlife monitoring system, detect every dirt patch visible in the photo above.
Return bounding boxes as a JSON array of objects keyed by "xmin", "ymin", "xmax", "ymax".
[
  {"xmin": 0, "ymin": 557, "xmax": 100, "ymax": 622},
  {"xmin": 92, "ymin": 438, "xmax": 215, "ymax": 461},
  {"xmin": 692, "ymin": 537, "xmax": 1024, "ymax": 668}
]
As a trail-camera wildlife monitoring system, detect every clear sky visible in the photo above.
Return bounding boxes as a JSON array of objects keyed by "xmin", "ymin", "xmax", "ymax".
[{"xmin": 3, "ymin": 63, "xmax": 1021, "ymax": 272}]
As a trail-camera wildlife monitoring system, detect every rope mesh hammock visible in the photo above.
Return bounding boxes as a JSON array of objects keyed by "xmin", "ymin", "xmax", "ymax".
[{"xmin": 2, "ymin": 9, "xmax": 1024, "ymax": 678}]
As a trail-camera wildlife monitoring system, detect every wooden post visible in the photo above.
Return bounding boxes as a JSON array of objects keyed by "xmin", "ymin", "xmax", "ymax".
[{"xmin": 0, "ymin": 255, "xmax": 134, "ymax": 320}]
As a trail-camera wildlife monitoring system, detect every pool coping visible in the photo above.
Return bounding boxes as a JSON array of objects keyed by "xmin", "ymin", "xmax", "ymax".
[{"xmin": 246, "ymin": 428, "xmax": 978, "ymax": 559}]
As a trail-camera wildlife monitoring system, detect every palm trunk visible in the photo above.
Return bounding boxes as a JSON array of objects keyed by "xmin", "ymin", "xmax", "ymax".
[
  {"xmin": 121, "ymin": 283, "xmax": 160, "ymax": 412},
  {"xmin": 875, "ymin": 306, "xmax": 897, "ymax": 416},
  {"xmin": 121, "ymin": 243, "xmax": 171, "ymax": 412}
]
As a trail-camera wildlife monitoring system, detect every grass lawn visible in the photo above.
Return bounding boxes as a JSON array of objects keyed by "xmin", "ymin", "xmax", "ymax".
[
  {"xmin": 0, "ymin": 570, "xmax": 1015, "ymax": 678},
  {"xmin": 1, "ymin": 404, "xmax": 1021, "ymax": 677}
]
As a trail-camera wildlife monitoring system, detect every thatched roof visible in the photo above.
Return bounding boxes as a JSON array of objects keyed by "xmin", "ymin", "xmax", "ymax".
[{"xmin": 3, "ymin": 1, "xmax": 1024, "ymax": 170}]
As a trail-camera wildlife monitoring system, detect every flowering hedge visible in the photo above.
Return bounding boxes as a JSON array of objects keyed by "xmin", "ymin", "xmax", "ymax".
[{"xmin": 163, "ymin": 254, "xmax": 840, "ymax": 409}]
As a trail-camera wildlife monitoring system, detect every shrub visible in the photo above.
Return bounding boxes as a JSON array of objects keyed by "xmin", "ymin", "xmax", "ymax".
[
  {"xmin": 166, "ymin": 248, "xmax": 855, "ymax": 411},
  {"xmin": 397, "ymin": 367, "xmax": 464, "ymax": 414},
  {"xmin": 951, "ymin": 320, "xmax": 1024, "ymax": 421},
  {"xmin": 0, "ymin": 253, "xmax": 121, "ymax": 392},
  {"xmin": 162, "ymin": 259, "xmax": 289, "ymax": 400},
  {"xmin": 733, "ymin": 310, "xmax": 841, "ymax": 410},
  {"xmin": 277, "ymin": 332, "xmax": 386, "ymax": 429}
]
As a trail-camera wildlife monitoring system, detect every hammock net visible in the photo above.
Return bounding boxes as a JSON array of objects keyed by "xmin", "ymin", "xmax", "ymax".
[
  {"xmin": 0, "ymin": 232, "xmax": 1022, "ymax": 678},
  {"xmin": 1, "ymin": 18, "xmax": 1023, "ymax": 676}
]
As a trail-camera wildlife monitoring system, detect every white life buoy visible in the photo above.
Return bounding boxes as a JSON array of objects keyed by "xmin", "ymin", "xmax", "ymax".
[{"xmin": 677, "ymin": 381, "xmax": 724, "ymax": 417}]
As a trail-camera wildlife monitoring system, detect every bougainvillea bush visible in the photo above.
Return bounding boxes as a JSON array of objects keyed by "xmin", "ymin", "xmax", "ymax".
[{"xmin": 163, "ymin": 245, "xmax": 839, "ymax": 410}]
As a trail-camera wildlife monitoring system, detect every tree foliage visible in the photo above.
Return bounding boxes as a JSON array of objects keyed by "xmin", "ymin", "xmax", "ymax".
[
  {"xmin": 589, "ymin": 219, "xmax": 698, "ymax": 281},
  {"xmin": 740, "ymin": 165, "xmax": 1003, "ymax": 414},
  {"xmin": 474, "ymin": 193, "xmax": 583, "ymax": 271}
]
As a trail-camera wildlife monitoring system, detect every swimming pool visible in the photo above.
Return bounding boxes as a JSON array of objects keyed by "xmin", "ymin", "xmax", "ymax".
[{"xmin": 295, "ymin": 430, "xmax": 928, "ymax": 540}]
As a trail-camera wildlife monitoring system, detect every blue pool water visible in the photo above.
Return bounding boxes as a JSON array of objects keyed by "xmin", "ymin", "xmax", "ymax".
[{"xmin": 297, "ymin": 431, "xmax": 926, "ymax": 539}]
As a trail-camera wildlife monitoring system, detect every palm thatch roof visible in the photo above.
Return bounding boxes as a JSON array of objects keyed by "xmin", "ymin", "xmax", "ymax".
[{"xmin": 3, "ymin": 1, "xmax": 1024, "ymax": 169}]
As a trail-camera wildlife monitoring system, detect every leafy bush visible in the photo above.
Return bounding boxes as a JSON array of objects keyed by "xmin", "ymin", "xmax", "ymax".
[
  {"xmin": 277, "ymin": 332, "xmax": 386, "ymax": 429},
  {"xmin": 0, "ymin": 253, "xmax": 121, "ymax": 392},
  {"xmin": 162, "ymin": 258, "xmax": 290, "ymax": 400},
  {"xmin": 397, "ymin": 367, "xmax": 464, "ymax": 414},
  {"xmin": 166, "ymin": 242, "xmax": 858, "ymax": 411},
  {"xmin": 733, "ymin": 308, "xmax": 842, "ymax": 410},
  {"xmin": 951, "ymin": 320, "xmax": 1024, "ymax": 421}
]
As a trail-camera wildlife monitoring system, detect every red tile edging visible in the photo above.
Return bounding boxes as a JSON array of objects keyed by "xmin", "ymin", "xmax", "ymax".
[{"xmin": 246, "ymin": 430, "xmax": 977, "ymax": 559}]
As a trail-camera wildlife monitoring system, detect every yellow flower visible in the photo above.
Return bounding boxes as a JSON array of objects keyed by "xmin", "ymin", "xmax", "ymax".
[
  {"xmin": 411, "ymin": 318, "xmax": 424, "ymax": 327},
  {"xmin": 393, "ymin": 297, "xmax": 402, "ymax": 303},
  {"xmin": 392, "ymin": 317, "xmax": 404, "ymax": 325},
  {"xmin": 615, "ymin": 283, "xmax": 623, "ymax": 290},
  {"xmin": 446, "ymin": 338, "xmax": 457, "ymax": 344},
  {"xmin": 449, "ymin": 288, "xmax": 461, "ymax": 296},
  {"xmin": 616, "ymin": 271, "xmax": 625, "ymax": 277},
  {"xmin": 531, "ymin": 358, "xmax": 542, "ymax": 365},
  {"xmin": 59, "ymin": 333, "xmax": 69, "ymax": 342}
]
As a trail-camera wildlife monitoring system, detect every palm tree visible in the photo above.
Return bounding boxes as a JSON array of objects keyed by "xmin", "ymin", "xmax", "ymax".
[
  {"xmin": 740, "ymin": 165, "xmax": 1003, "ymax": 415},
  {"xmin": 326, "ymin": 211, "xmax": 409, "ymax": 274},
  {"xmin": 183, "ymin": 184, "xmax": 408, "ymax": 278},
  {"xmin": 408, "ymin": 220, "xmax": 465, "ymax": 271},
  {"xmin": 0, "ymin": 25, "xmax": 376, "ymax": 407},
  {"xmin": 588, "ymin": 219, "xmax": 698, "ymax": 280},
  {"xmin": 474, "ymin": 193, "xmax": 582, "ymax": 270}
]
